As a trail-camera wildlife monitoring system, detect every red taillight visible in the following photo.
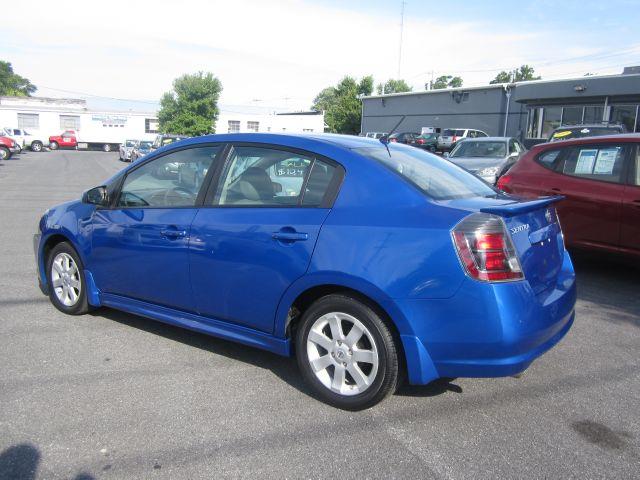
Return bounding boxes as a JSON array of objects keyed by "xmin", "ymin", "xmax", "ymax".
[
  {"xmin": 416, "ymin": 138, "xmax": 424, "ymax": 144},
  {"xmin": 452, "ymin": 135, "xmax": 457, "ymax": 143},
  {"xmin": 452, "ymin": 213, "xmax": 524, "ymax": 282},
  {"xmin": 497, "ymin": 174, "xmax": 513, "ymax": 193}
]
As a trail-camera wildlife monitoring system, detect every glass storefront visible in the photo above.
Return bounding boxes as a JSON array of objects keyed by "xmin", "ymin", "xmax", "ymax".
[{"xmin": 526, "ymin": 104, "xmax": 638, "ymax": 138}]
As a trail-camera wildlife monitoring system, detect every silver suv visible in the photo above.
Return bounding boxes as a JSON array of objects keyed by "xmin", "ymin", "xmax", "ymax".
[{"xmin": 437, "ymin": 128, "xmax": 488, "ymax": 151}]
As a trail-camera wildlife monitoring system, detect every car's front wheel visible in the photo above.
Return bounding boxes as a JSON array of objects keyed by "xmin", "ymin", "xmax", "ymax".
[
  {"xmin": 0, "ymin": 146, "xmax": 9, "ymax": 160},
  {"xmin": 46, "ymin": 242, "xmax": 91, "ymax": 315},
  {"xmin": 296, "ymin": 294, "xmax": 401, "ymax": 410}
]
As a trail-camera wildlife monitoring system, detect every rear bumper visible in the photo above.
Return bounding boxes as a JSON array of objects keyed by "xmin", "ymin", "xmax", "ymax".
[{"xmin": 397, "ymin": 250, "xmax": 577, "ymax": 384}]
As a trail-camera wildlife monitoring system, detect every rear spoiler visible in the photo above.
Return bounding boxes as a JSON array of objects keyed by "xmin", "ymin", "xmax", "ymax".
[{"xmin": 480, "ymin": 196, "xmax": 565, "ymax": 217}]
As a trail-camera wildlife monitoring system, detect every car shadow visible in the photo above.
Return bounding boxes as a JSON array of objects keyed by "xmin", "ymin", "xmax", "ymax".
[
  {"xmin": 571, "ymin": 249, "xmax": 640, "ymax": 328},
  {"xmin": 396, "ymin": 377, "xmax": 463, "ymax": 397},
  {"xmin": 0, "ymin": 443, "xmax": 96, "ymax": 480},
  {"xmin": 90, "ymin": 308, "xmax": 315, "ymax": 399}
]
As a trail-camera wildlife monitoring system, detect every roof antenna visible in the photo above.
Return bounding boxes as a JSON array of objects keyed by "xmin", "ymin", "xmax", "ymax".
[{"xmin": 380, "ymin": 115, "xmax": 406, "ymax": 145}]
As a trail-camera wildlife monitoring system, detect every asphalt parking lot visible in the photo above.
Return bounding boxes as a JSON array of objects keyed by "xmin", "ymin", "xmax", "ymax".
[{"xmin": 1, "ymin": 150, "xmax": 639, "ymax": 479}]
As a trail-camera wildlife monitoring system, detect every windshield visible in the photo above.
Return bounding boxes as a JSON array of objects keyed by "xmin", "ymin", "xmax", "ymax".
[
  {"xmin": 125, "ymin": 140, "xmax": 136, "ymax": 147},
  {"xmin": 550, "ymin": 127, "xmax": 621, "ymax": 141},
  {"xmin": 450, "ymin": 141, "xmax": 507, "ymax": 158},
  {"xmin": 139, "ymin": 141, "xmax": 153, "ymax": 149},
  {"xmin": 355, "ymin": 145, "xmax": 497, "ymax": 200}
]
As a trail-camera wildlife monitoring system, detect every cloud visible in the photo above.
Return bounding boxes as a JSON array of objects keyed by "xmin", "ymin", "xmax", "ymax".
[{"xmin": 1, "ymin": 0, "xmax": 636, "ymax": 110}]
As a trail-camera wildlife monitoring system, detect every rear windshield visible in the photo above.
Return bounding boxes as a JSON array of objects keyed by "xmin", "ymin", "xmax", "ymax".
[
  {"xmin": 451, "ymin": 141, "xmax": 507, "ymax": 158},
  {"xmin": 355, "ymin": 145, "xmax": 497, "ymax": 200}
]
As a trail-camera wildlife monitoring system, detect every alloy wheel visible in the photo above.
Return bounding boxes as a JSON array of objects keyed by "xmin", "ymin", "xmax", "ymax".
[
  {"xmin": 51, "ymin": 252, "xmax": 82, "ymax": 307},
  {"xmin": 306, "ymin": 312, "xmax": 379, "ymax": 396}
]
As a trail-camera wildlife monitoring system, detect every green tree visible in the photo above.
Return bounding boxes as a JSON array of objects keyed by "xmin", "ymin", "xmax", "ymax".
[
  {"xmin": 158, "ymin": 72, "xmax": 222, "ymax": 136},
  {"xmin": 0, "ymin": 61, "xmax": 36, "ymax": 96},
  {"xmin": 490, "ymin": 64, "xmax": 541, "ymax": 84},
  {"xmin": 312, "ymin": 75, "xmax": 373, "ymax": 134},
  {"xmin": 376, "ymin": 79, "xmax": 412, "ymax": 95},
  {"xmin": 429, "ymin": 75, "xmax": 463, "ymax": 90}
]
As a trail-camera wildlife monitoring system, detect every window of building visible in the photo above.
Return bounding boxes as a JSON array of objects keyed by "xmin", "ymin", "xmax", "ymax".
[
  {"xmin": 145, "ymin": 118, "xmax": 159, "ymax": 134},
  {"xmin": 247, "ymin": 121, "xmax": 259, "ymax": 132},
  {"xmin": 228, "ymin": 120, "xmax": 240, "ymax": 133},
  {"xmin": 303, "ymin": 128, "xmax": 313, "ymax": 132},
  {"xmin": 526, "ymin": 108, "xmax": 542, "ymax": 138},
  {"xmin": 561, "ymin": 106, "xmax": 583, "ymax": 125},
  {"xmin": 17, "ymin": 113, "xmax": 39, "ymax": 130},
  {"xmin": 583, "ymin": 106, "xmax": 604, "ymax": 124},
  {"xmin": 541, "ymin": 107, "xmax": 562, "ymax": 139},
  {"xmin": 60, "ymin": 115, "xmax": 81, "ymax": 130},
  {"xmin": 609, "ymin": 105, "xmax": 637, "ymax": 133}
]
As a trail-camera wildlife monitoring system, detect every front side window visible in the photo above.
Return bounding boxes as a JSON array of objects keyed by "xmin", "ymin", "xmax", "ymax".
[
  {"xmin": 117, "ymin": 146, "xmax": 220, "ymax": 208},
  {"xmin": 214, "ymin": 146, "xmax": 338, "ymax": 207},
  {"xmin": 560, "ymin": 145, "xmax": 627, "ymax": 184},
  {"xmin": 356, "ymin": 145, "xmax": 496, "ymax": 200}
]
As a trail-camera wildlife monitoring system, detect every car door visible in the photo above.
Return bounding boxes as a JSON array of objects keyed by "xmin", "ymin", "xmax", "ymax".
[
  {"xmin": 620, "ymin": 145, "xmax": 640, "ymax": 253},
  {"xmin": 189, "ymin": 144, "xmax": 344, "ymax": 333},
  {"xmin": 550, "ymin": 143, "xmax": 628, "ymax": 249},
  {"xmin": 90, "ymin": 145, "xmax": 221, "ymax": 310}
]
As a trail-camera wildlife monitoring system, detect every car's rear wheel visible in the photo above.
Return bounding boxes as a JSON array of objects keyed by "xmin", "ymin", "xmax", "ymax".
[
  {"xmin": 46, "ymin": 242, "xmax": 90, "ymax": 315},
  {"xmin": 49, "ymin": 141, "xmax": 59, "ymax": 150},
  {"xmin": 0, "ymin": 146, "xmax": 9, "ymax": 160},
  {"xmin": 31, "ymin": 141, "xmax": 43, "ymax": 152},
  {"xmin": 296, "ymin": 294, "xmax": 400, "ymax": 410}
]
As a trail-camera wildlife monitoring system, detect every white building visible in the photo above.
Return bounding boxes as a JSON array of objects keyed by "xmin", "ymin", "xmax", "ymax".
[
  {"xmin": 0, "ymin": 96, "xmax": 159, "ymax": 142},
  {"xmin": 0, "ymin": 96, "xmax": 325, "ymax": 142}
]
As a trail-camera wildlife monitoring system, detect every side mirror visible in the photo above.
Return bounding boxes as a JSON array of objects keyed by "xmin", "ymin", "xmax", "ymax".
[
  {"xmin": 82, "ymin": 186, "xmax": 109, "ymax": 207},
  {"xmin": 443, "ymin": 152, "xmax": 450, "ymax": 158}
]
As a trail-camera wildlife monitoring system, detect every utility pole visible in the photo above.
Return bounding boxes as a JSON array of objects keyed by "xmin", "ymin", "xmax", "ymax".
[{"xmin": 398, "ymin": 1, "xmax": 406, "ymax": 79}]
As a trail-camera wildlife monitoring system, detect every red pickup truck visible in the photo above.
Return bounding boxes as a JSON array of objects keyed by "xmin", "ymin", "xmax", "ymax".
[
  {"xmin": 0, "ymin": 135, "xmax": 20, "ymax": 160},
  {"xmin": 48, "ymin": 130, "xmax": 78, "ymax": 150}
]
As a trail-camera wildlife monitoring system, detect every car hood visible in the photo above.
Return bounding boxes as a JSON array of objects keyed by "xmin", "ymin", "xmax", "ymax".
[{"xmin": 449, "ymin": 157, "xmax": 507, "ymax": 172}]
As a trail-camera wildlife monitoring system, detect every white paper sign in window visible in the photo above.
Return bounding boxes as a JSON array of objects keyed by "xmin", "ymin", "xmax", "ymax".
[
  {"xmin": 593, "ymin": 148, "xmax": 619, "ymax": 175},
  {"xmin": 574, "ymin": 149, "xmax": 597, "ymax": 174}
]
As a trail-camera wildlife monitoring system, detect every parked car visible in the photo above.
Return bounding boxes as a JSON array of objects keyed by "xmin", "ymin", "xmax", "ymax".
[
  {"xmin": 364, "ymin": 132, "xmax": 387, "ymax": 139},
  {"xmin": 437, "ymin": 128, "xmax": 488, "ymax": 151},
  {"xmin": 34, "ymin": 134, "xmax": 576, "ymax": 410},
  {"xmin": 0, "ymin": 135, "xmax": 19, "ymax": 160},
  {"xmin": 387, "ymin": 132, "xmax": 420, "ymax": 144},
  {"xmin": 497, "ymin": 134, "xmax": 640, "ymax": 257},
  {"xmin": 130, "ymin": 140, "xmax": 153, "ymax": 162},
  {"xmin": 119, "ymin": 139, "xmax": 138, "ymax": 162},
  {"xmin": 548, "ymin": 123, "xmax": 626, "ymax": 142},
  {"xmin": 444, "ymin": 137, "xmax": 527, "ymax": 184},
  {"xmin": 150, "ymin": 134, "xmax": 190, "ymax": 152},
  {"xmin": 49, "ymin": 130, "xmax": 78, "ymax": 150},
  {"xmin": 2, "ymin": 127, "xmax": 49, "ymax": 152},
  {"xmin": 413, "ymin": 132, "xmax": 439, "ymax": 152}
]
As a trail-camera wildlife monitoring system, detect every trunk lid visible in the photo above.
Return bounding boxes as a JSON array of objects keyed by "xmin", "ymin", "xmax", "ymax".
[{"xmin": 447, "ymin": 196, "xmax": 565, "ymax": 294}]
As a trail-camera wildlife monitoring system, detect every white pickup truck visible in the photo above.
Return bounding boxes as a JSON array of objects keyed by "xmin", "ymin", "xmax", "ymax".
[{"xmin": 2, "ymin": 127, "xmax": 49, "ymax": 152}]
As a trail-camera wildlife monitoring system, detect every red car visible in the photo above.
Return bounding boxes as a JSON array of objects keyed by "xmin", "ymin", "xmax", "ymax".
[
  {"xmin": 497, "ymin": 134, "xmax": 640, "ymax": 257},
  {"xmin": 0, "ymin": 135, "xmax": 19, "ymax": 160},
  {"xmin": 49, "ymin": 130, "xmax": 78, "ymax": 150}
]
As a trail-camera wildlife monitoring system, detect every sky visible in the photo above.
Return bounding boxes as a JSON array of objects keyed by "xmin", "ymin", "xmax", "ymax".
[{"xmin": 2, "ymin": 0, "xmax": 639, "ymax": 112}]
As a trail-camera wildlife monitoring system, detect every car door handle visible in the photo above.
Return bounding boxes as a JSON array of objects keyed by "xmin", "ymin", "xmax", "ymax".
[
  {"xmin": 272, "ymin": 230, "xmax": 308, "ymax": 242},
  {"xmin": 160, "ymin": 229, "xmax": 187, "ymax": 239}
]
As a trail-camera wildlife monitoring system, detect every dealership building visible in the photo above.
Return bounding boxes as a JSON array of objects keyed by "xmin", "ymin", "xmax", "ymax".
[
  {"xmin": 361, "ymin": 67, "xmax": 640, "ymax": 145},
  {"xmin": 0, "ymin": 96, "xmax": 325, "ymax": 141}
]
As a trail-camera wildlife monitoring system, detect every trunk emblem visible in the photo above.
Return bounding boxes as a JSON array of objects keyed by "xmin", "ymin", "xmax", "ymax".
[{"xmin": 510, "ymin": 224, "xmax": 529, "ymax": 234}]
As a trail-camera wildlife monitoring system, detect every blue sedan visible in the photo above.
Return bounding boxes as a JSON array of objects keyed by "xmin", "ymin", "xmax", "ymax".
[{"xmin": 34, "ymin": 133, "xmax": 576, "ymax": 410}]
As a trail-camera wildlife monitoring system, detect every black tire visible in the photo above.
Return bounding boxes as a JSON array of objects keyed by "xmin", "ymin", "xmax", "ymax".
[
  {"xmin": 31, "ymin": 141, "xmax": 43, "ymax": 152},
  {"xmin": 296, "ymin": 294, "xmax": 401, "ymax": 410},
  {"xmin": 49, "ymin": 141, "xmax": 59, "ymax": 150},
  {"xmin": 46, "ymin": 242, "xmax": 91, "ymax": 315},
  {"xmin": 0, "ymin": 146, "xmax": 10, "ymax": 160},
  {"xmin": 428, "ymin": 145, "xmax": 436, "ymax": 153}
]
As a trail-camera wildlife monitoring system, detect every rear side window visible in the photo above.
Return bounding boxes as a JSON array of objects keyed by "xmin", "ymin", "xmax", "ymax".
[
  {"xmin": 560, "ymin": 145, "xmax": 627, "ymax": 184},
  {"xmin": 536, "ymin": 149, "xmax": 562, "ymax": 170},
  {"xmin": 355, "ymin": 145, "xmax": 496, "ymax": 200}
]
